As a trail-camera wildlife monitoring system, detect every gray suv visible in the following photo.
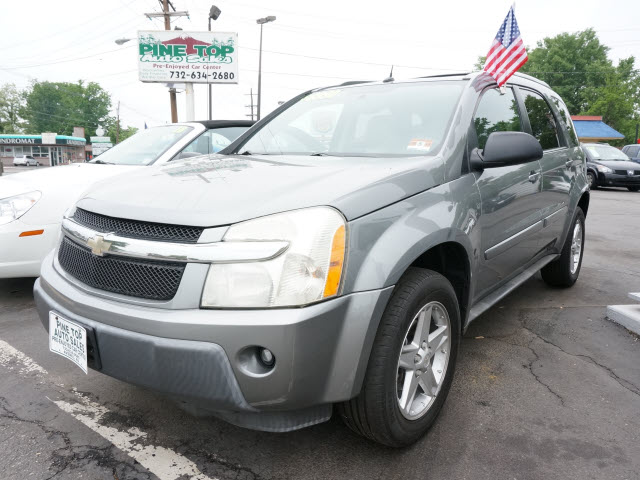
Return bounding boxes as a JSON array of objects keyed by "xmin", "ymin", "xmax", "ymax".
[{"xmin": 34, "ymin": 72, "xmax": 589, "ymax": 447}]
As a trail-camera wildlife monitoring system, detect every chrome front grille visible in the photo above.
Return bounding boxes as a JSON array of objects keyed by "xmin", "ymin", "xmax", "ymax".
[
  {"xmin": 58, "ymin": 237, "xmax": 185, "ymax": 301},
  {"xmin": 73, "ymin": 208, "xmax": 204, "ymax": 243},
  {"xmin": 58, "ymin": 211, "xmax": 289, "ymax": 301}
]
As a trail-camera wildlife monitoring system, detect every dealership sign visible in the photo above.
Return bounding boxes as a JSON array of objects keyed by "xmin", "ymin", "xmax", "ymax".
[{"xmin": 138, "ymin": 31, "xmax": 238, "ymax": 84}]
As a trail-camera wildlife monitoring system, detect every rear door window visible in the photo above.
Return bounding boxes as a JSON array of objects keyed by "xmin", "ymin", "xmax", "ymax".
[
  {"xmin": 473, "ymin": 87, "xmax": 522, "ymax": 150},
  {"xmin": 520, "ymin": 90, "xmax": 561, "ymax": 150}
]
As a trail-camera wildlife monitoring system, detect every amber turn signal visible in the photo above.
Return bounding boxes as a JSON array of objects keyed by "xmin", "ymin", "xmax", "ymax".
[
  {"xmin": 323, "ymin": 225, "xmax": 346, "ymax": 298},
  {"xmin": 19, "ymin": 229, "xmax": 44, "ymax": 237}
]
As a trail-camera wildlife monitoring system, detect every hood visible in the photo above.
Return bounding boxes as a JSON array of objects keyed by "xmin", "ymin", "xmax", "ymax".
[
  {"xmin": 594, "ymin": 160, "xmax": 639, "ymax": 170},
  {"xmin": 77, "ymin": 154, "xmax": 444, "ymax": 226},
  {"xmin": 0, "ymin": 163, "xmax": 140, "ymax": 226}
]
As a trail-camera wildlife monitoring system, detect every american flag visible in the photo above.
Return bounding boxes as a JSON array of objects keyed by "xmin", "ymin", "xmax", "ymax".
[{"xmin": 483, "ymin": 6, "xmax": 528, "ymax": 86}]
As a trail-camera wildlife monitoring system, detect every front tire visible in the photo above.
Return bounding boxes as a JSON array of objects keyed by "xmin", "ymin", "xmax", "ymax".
[
  {"xmin": 541, "ymin": 207, "xmax": 585, "ymax": 287},
  {"xmin": 338, "ymin": 268, "xmax": 460, "ymax": 447},
  {"xmin": 628, "ymin": 187, "xmax": 639, "ymax": 192},
  {"xmin": 586, "ymin": 171, "xmax": 597, "ymax": 189}
]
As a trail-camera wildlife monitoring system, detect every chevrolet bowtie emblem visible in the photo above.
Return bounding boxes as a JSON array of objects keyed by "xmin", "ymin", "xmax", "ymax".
[{"xmin": 87, "ymin": 235, "xmax": 112, "ymax": 256}]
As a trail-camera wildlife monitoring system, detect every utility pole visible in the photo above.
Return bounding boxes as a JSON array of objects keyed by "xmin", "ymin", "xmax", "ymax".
[
  {"xmin": 245, "ymin": 88, "xmax": 255, "ymax": 121},
  {"xmin": 116, "ymin": 101, "xmax": 120, "ymax": 144},
  {"xmin": 163, "ymin": 0, "xmax": 178, "ymax": 123}
]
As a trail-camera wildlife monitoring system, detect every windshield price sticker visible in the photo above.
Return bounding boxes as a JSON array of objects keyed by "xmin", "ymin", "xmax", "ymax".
[
  {"xmin": 49, "ymin": 312, "xmax": 88, "ymax": 374},
  {"xmin": 138, "ymin": 31, "xmax": 238, "ymax": 84}
]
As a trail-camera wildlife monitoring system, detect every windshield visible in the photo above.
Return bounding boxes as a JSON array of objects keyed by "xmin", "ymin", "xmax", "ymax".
[
  {"xmin": 584, "ymin": 144, "xmax": 630, "ymax": 162},
  {"xmin": 90, "ymin": 125, "xmax": 193, "ymax": 165},
  {"xmin": 236, "ymin": 82, "xmax": 464, "ymax": 157}
]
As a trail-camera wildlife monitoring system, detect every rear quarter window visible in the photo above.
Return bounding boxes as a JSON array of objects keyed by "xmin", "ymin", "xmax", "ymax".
[{"xmin": 549, "ymin": 95, "xmax": 579, "ymax": 148}]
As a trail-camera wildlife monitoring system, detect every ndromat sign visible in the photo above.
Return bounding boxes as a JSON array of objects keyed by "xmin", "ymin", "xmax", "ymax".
[{"xmin": 138, "ymin": 31, "xmax": 238, "ymax": 84}]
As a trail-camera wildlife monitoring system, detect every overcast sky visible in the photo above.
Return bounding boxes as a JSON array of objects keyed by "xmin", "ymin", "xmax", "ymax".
[{"xmin": 1, "ymin": 0, "xmax": 638, "ymax": 131}]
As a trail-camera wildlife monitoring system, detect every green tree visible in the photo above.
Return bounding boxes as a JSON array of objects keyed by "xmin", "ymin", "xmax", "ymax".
[
  {"xmin": 104, "ymin": 116, "xmax": 138, "ymax": 144},
  {"xmin": 473, "ymin": 29, "xmax": 640, "ymax": 144},
  {"xmin": 21, "ymin": 80, "xmax": 112, "ymax": 140},
  {"xmin": 519, "ymin": 29, "xmax": 615, "ymax": 115},
  {"xmin": 0, "ymin": 83, "xmax": 26, "ymax": 133}
]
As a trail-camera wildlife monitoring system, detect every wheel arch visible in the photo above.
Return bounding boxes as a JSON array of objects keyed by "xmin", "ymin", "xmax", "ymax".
[
  {"xmin": 407, "ymin": 241, "xmax": 472, "ymax": 325},
  {"xmin": 577, "ymin": 190, "xmax": 590, "ymax": 218}
]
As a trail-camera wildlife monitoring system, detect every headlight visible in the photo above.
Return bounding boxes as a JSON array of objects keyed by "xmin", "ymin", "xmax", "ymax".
[
  {"xmin": 596, "ymin": 165, "xmax": 613, "ymax": 173},
  {"xmin": 0, "ymin": 191, "xmax": 41, "ymax": 226},
  {"xmin": 201, "ymin": 207, "xmax": 347, "ymax": 308}
]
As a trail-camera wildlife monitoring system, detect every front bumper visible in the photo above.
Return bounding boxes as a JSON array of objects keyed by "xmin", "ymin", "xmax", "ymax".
[
  {"xmin": 598, "ymin": 172, "xmax": 640, "ymax": 187},
  {"xmin": 34, "ymin": 251, "xmax": 393, "ymax": 429},
  {"xmin": 0, "ymin": 219, "xmax": 60, "ymax": 278}
]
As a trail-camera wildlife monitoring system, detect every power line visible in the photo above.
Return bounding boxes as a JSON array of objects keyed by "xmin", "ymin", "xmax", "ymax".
[
  {"xmin": 2, "ymin": 0, "xmax": 139, "ymax": 50},
  {"xmin": 238, "ymin": 45, "xmax": 465, "ymax": 72},
  {"xmin": 1, "ymin": 45, "xmax": 136, "ymax": 70}
]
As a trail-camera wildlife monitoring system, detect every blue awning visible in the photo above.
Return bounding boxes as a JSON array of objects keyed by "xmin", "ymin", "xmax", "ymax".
[{"xmin": 572, "ymin": 120, "xmax": 624, "ymax": 140}]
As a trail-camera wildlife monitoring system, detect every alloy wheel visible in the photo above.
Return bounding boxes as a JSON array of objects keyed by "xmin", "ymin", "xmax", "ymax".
[
  {"xmin": 396, "ymin": 301, "xmax": 451, "ymax": 420},
  {"xmin": 570, "ymin": 221, "xmax": 583, "ymax": 275}
]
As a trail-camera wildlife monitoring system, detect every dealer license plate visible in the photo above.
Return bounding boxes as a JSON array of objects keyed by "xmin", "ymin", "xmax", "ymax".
[{"xmin": 49, "ymin": 312, "xmax": 88, "ymax": 374}]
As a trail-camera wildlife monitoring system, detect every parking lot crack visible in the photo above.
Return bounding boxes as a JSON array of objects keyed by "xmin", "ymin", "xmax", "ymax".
[
  {"xmin": 524, "ymin": 338, "xmax": 567, "ymax": 407},
  {"xmin": 473, "ymin": 334, "xmax": 567, "ymax": 407},
  {"xmin": 521, "ymin": 322, "xmax": 640, "ymax": 398}
]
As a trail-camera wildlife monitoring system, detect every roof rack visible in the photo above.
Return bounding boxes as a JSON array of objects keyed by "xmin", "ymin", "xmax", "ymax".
[
  {"xmin": 510, "ymin": 72, "xmax": 550, "ymax": 88},
  {"xmin": 339, "ymin": 80, "xmax": 374, "ymax": 86},
  {"xmin": 416, "ymin": 72, "xmax": 471, "ymax": 79}
]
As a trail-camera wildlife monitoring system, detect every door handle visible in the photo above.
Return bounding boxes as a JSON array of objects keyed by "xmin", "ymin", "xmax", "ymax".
[
  {"xmin": 565, "ymin": 160, "xmax": 573, "ymax": 169},
  {"xmin": 528, "ymin": 171, "xmax": 540, "ymax": 183}
]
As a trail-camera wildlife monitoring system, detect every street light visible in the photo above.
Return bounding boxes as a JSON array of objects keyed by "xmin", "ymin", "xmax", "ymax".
[
  {"xmin": 208, "ymin": 5, "xmax": 222, "ymax": 120},
  {"xmin": 256, "ymin": 15, "xmax": 276, "ymax": 121},
  {"xmin": 115, "ymin": 38, "xmax": 131, "ymax": 45}
]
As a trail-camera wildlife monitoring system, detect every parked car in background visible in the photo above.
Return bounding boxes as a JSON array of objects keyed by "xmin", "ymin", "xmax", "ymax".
[
  {"xmin": 34, "ymin": 72, "xmax": 589, "ymax": 447},
  {"xmin": 13, "ymin": 155, "xmax": 40, "ymax": 167},
  {"xmin": 0, "ymin": 120, "xmax": 253, "ymax": 278},
  {"xmin": 583, "ymin": 143, "xmax": 640, "ymax": 191},
  {"xmin": 621, "ymin": 144, "xmax": 640, "ymax": 164}
]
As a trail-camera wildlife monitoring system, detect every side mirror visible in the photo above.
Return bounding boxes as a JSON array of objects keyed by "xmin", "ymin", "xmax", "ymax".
[{"xmin": 471, "ymin": 131, "xmax": 543, "ymax": 170}]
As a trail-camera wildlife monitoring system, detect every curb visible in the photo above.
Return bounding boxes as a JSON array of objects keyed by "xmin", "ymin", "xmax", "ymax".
[{"xmin": 606, "ymin": 293, "xmax": 640, "ymax": 335}]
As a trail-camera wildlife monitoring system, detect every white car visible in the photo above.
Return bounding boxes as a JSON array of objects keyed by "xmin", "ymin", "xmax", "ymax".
[
  {"xmin": 0, "ymin": 120, "xmax": 253, "ymax": 278},
  {"xmin": 13, "ymin": 155, "xmax": 40, "ymax": 167}
]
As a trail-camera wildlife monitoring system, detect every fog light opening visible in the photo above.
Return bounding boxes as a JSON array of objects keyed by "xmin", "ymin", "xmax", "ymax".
[{"xmin": 259, "ymin": 348, "xmax": 275, "ymax": 367}]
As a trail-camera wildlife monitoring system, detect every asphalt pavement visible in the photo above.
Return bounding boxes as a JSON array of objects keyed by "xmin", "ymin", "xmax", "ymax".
[{"xmin": 0, "ymin": 188, "xmax": 639, "ymax": 480}]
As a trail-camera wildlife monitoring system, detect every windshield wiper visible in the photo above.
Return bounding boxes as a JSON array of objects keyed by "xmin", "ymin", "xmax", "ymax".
[
  {"xmin": 238, "ymin": 151, "xmax": 276, "ymax": 155},
  {"xmin": 92, "ymin": 159, "xmax": 115, "ymax": 164},
  {"xmin": 309, "ymin": 152, "xmax": 331, "ymax": 156}
]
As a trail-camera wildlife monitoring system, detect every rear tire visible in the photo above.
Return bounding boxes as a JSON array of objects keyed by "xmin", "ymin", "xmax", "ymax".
[
  {"xmin": 628, "ymin": 187, "xmax": 639, "ymax": 192},
  {"xmin": 541, "ymin": 207, "xmax": 585, "ymax": 287},
  {"xmin": 338, "ymin": 268, "xmax": 460, "ymax": 447}
]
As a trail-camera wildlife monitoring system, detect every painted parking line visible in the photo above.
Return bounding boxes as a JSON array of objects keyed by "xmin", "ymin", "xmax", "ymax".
[
  {"xmin": 0, "ymin": 338, "xmax": 216, "ymax": 480},
  {"xmin": 0, "ymin": 339, "xmax": 48, "ymax": 376}
]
